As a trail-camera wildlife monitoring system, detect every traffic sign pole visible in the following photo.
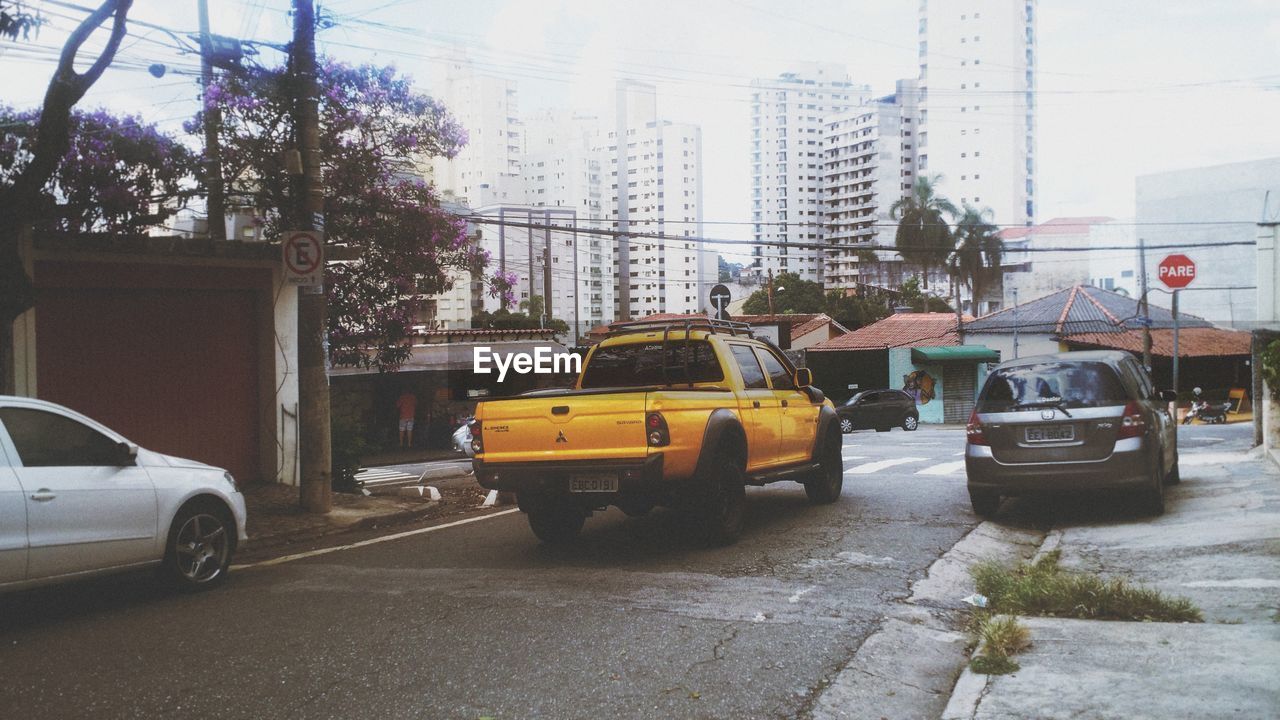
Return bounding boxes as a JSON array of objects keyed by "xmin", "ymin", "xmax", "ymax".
[{"xmin": 1172, "ymin": 289, "xmax": 1180, "ymax": 399}]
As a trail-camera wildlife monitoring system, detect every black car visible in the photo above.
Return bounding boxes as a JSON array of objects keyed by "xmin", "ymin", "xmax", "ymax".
[{"xmin": 837, "ymin": 389, "xmax": 920, "ymax": 433}]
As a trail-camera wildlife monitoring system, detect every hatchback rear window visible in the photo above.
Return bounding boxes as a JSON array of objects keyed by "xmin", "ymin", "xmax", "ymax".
[
  {"xmin": 978, "ymin": 361, "xmax": 1129, "ymax": 411},
  {"xmin": 581, "ymin": 340, "xmax": 724, "ymax": 388}
]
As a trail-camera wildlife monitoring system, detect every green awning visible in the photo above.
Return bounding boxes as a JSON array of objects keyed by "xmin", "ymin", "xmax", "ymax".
[{"xmin": 911, "ymin": 345, "xmax": 1000, "ymax": 363}]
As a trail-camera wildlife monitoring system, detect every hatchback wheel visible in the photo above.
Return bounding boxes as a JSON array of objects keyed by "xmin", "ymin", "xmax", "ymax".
[
  {"xmin": 902, "ymin": 415, "xmax": 919, "ymax": 431},
  {"xmin": 839, "ymin": 417, "xmax": 854, "ymax": 434},
  {"xmin": 164, "ymin": 504, "xmax": 233, "ymax": 591},
  {"xmin": 1137, "ymin": 460, "xmax": 1166, "ymax": 516}
]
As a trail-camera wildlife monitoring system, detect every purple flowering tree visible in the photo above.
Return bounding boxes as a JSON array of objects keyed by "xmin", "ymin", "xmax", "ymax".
[
  {"xmin": 0, "ymin": 107, "xmax": 197, "ymax": 234},
  {"xmin": 193, "ymin": 59, "xmax": 496, "ymax": 371},
  {"xmin": 0, "ymin": 0, "xmax": 134, "ymax": 393}
]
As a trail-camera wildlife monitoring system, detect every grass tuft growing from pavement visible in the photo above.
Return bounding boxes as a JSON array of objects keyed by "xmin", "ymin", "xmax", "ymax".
[
  {"xmin": 972, "ymin": 550, "xmax": 1203, "ymax": 623},
  {"xmin": 968, "ymin": 614, "xmax": 1030, "ymax": 675}
]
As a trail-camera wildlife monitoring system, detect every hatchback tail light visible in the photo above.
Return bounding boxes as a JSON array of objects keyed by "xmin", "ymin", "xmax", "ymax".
[
  {"xmin": 469, "ymin": 418, "xmax": 483, "ymax": 454},
  {"xmin": 966, "ymin": 410, "xmax": 988, "ymax": 446},
  {"xmin": 1116, "ymin": 401, "xmax": 1146, "ymax": 440},
  {"xmin": 646, "ymin": 412, "xmax": 670, "ymax": 447}
]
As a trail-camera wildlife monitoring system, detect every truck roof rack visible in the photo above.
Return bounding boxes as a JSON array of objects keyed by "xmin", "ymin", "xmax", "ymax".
[{"xmin": 605, "ymin": 317, "xmax": 755, "ymax": 339}]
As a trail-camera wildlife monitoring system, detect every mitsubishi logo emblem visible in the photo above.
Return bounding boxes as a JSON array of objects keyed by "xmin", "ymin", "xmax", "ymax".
[
  {"xmin": 556, "ymin": 431, "xmax": 567, "ymax": 443},
  {"xmin": 1041, "ymin": 409, "xmax": 1055, "ymax": 420}
]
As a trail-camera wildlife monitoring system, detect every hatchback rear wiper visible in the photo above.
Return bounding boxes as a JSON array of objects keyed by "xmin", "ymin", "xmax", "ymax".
[{"xmin": 1011, "ymin": 400, "xmax": 1073, "ymax": 417}]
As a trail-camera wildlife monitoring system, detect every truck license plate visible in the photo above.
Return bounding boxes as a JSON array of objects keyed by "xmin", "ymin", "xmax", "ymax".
[
  {"xmin": 1026, "ymin": 424, "xmax": 1074, "ymax": 442},
  {"xmin": 570, "ymin": 473, "xmax": 618, "ymax": 493}
]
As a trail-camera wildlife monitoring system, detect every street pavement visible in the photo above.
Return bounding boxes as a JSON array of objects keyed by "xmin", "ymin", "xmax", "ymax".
[{"xmin": 0, "ymin": 424, "xmax": 984, "ymax": 720}]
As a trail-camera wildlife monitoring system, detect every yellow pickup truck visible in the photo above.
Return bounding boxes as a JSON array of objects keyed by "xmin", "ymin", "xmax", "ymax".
[{"xmin": 471, "ymin": 318, "xmax": 843, "ymax": 545}]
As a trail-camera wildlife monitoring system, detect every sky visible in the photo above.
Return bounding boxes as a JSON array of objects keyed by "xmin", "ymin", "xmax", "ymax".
[{"xmin": 4, "ymin": 0, "xmax": 1280, "ymax": 258}]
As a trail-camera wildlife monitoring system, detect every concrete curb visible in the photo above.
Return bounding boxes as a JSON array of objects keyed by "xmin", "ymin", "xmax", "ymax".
[{"xmin": 810, "ymin": 521, "xmax": 1046, "ymax": 720}]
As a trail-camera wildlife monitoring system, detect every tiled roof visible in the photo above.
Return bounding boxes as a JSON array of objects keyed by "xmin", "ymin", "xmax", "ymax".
[
  {"xmin": 809, "ymin": 312, "xmax": 971, "ymax": 351},
  {"xmin": 964, "ymin": 285, "xmax": 1213, "ymax": 335},
  {"xmin": 1061, "ymin": 327, "xmax": 1251, "ymax": 358},
  {"xmin": 735, "ymin": 313, "xmax": 849, "ymax": 341}
]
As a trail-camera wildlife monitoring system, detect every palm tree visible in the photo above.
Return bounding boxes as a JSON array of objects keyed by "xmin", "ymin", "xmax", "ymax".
[
  {"xmin": 950, "ymin": 204, "xmax": 1003, "ymax": 312},
  {"xmin": 890, "ymin": 174, "xmax": 958, "ymax": 289}
]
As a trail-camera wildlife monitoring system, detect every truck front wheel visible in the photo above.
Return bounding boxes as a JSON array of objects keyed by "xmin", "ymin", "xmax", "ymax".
[
  {"xmin": 804, "ymin": 429, "xmax": 844, "ymax": 504},
  {"xmin": 525, "ymin": 497, "xmax": 586, "ymax": 544}
]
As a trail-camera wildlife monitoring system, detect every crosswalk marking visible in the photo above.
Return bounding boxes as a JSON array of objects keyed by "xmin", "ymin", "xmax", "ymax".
[
  {"xmin": 354, "ymin": 467, "xmax": 422, "ymax": 487},
  {"xmin": 916, "ymin": 460, "xmax": 966, "ymax": 475},
  {"xmin": 844, "ymin": 457, "xmax": 926, "ymax": 475}
]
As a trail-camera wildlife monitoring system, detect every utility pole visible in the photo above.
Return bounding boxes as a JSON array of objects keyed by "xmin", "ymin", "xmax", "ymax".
[
  {"xmin": 1138, "ymin": 236, "xmax": 1152, "ymax": 370},
  {"xmin": 293, "ymin": 0, "xmax": 330, "ymax": 513},
  {"xmin": 197, "ymin": 0, "xmax": 226, "ymax": 240},
  {"xmin": 1172, "ymin": 289, "xmax": 1180, "ymax": 396},
  {"xmin": 543, "ymin": 208, "xmax": 552, "ymax": 321},
  {"xmin": 1012, "ymin": 287, "xmax": 1020, "ymax": 359},
  {"xmin": 767, "ymin": 267, "xmax": 776, "ymax": 316}
]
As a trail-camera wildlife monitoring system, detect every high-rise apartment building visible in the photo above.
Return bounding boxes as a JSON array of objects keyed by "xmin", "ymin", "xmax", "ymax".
[
  {"xmin": 431, "ymin": 55, "xmax": 524, "ymax": 207},
  {"xmin": 823, "ymin": 80, "xmax": 922, "ymax": 292},
  {"xmin": 918, "ymin": 0, "xmax": 1037, "ymax": 229},
  {"xmin": 750, "ymin": 64, "xmax": 870, "ymax": 284},
  {"xmin": 605, "ymin": 81, "xmax": 707, "ymax": 319}
]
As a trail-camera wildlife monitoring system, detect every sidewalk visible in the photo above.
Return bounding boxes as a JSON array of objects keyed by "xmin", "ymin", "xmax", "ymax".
[
  {"xmin": 944, "ymin": 433, "xmax": 1280, "ymax": 719},
  {"xmin": 359, "ymin": 446, "xmax": 466, "ymax": 467},
  {"xmin": 238, "ymin": 478, "xmax": 493, "ymax": 559}
]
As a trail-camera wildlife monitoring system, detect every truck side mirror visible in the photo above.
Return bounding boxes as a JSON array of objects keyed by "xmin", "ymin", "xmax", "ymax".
[{"xmin": 794, "ymin": 367, "xmax": 813, "ymax": 388}]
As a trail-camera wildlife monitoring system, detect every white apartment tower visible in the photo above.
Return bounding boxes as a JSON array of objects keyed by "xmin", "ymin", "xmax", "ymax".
[
  {"xmin": 520, "ymin": 109, "xmax": 613, "ymax": 334},
  {"xmin": 606, "ymin": 81, "xmax": 707, "ymax": 320},
  {"xmin": 823, "ymin": 80, "xmax": 923, "ymax": 292},
  {"xmin": 431, "ymin": 56, "xmax": 524, "ymax": 207},
  {"xmin": 919, "ymin": 0, "xmax": 1037, "ymax": 229},
  {"xmin": 750, "ymin": 64, "xmax": 870, "ymax": 284}
]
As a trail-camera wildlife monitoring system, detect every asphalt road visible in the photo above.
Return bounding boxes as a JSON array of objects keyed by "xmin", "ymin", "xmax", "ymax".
[{"xmin": 0, "ymin": 425, "xmax": 1012, "ymax": 719}]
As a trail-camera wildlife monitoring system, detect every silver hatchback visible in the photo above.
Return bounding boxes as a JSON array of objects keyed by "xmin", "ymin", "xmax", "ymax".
[{"xmin": 964, "ymin": 351, "xmax": 1178, "ymax": 517}]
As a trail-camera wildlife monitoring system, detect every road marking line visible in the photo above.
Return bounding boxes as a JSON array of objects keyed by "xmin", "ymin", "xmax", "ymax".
[
  {"xmin": 844, "ymin": 457, "xmax": 926, "ymax": 475},
  {"xmin": 234, "ymin": 509, "xmax": 521, "ymax": 571},
  {"xmin": 917, "ymin": 460, "xmax": 966, "ymax": 475}
]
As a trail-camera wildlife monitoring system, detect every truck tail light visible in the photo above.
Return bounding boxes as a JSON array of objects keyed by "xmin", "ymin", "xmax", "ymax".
[
  {"xmin": 646, "ymin": 412, "xmax": 670, "ymax": 447},
  {"xmin": 470, "ymin": 419, "xmax": 483, "ymax": 454},
  {"xmin": 1116, "ymin": 401, "xmax": 1146, "ymax": 440},
  {"xmin": 966, "ymin": 410, "xmax": 988, "ymax": 446}
]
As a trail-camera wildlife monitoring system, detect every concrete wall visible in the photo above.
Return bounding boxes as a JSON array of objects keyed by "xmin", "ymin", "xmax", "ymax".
[{"xmin": 963, "ymin": 332, "xmax": 1060, "ymax": 361}]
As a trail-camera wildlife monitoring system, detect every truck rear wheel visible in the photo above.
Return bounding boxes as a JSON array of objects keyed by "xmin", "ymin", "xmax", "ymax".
[
  {"xmin": 697, "ymin": 446, "xmax": 746, "ymax": 545},
  {"xmin": 525, "ymin": 498, "xmax": 586, "ymax": 544},
  {"xmin": 804, "ymin": 430, "xmax": 844, "ymax": 504}
]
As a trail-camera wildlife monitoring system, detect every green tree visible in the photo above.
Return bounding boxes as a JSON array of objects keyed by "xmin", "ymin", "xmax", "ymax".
[
  {"xmin": 899, "ymin": 276, "xmax": 954, "ymax": 313},
  {"xmin": 741, "ymin": 271, "xmax": 826, "ymax": 315},
  {"xmin": 890, "ymin": 174, "xmax": 958, "ymax": 290},
  {"xmin": 950, "ymin": 203, "xmax": 1003, "ymax": 308},
  {"xmin": 824, "ymin": 291, "xmax": 891, "ymax": 329},
  {"xmin": 472, "ymin": 308, "xmax": 569, "ymax": 336}
]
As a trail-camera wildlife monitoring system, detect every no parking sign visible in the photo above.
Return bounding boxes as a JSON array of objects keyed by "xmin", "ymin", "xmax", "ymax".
[{"xmin": 283, "ymin": 231, "xmax": 324, "ymax": 287}]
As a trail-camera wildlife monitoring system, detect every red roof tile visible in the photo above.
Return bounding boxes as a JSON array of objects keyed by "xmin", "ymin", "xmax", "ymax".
[
  {"xmin": 999, "ymin": 216, "xmax": 1115, "ymax": 240},
  {"xmin": 1061, "ymin": 327, "xmax": 1251, "ymax": 358},
  {"xmin": 809, "ymin": 312, "xmax": 971, "ymax": 351}
]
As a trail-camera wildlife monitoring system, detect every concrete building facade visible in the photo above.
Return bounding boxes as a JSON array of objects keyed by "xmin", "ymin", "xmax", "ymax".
[
  {"xmin": 750, "ymin": 64, "xmax": 870, "ymax": 284},
  {"xmin": 431, "ymin": 56, "xmax": 524, "ymax": 207},
  {"xmin": 823, "ymin": 80, "xmax": 922, "ymax": 293},
  {"xmin": 919, "ymin": 0, "xmax": 1036, "ymax": 230},
  {"xmin": 1137, "ymin": 157, "xmax": 1280, "ymax": 327}
]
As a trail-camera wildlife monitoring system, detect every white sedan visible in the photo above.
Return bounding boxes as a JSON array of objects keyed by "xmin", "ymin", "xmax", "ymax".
[{"xmin": 0, "ymin": 396, "xmax": 248, "ymax": 592}]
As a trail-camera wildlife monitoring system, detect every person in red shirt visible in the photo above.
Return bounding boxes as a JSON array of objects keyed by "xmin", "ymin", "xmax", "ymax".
[{"xmin": 396, "ymin": 390, "xmax": 417, "ymax": 448}]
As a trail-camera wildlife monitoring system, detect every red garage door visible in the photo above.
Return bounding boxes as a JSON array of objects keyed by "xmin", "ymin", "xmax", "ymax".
[{"xmin": 34, "ymin": 262, "xmax": 266, "ymax": 482}]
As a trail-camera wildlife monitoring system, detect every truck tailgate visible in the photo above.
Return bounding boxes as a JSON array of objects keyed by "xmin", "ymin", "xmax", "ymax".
[{"xmin": 477, "ymin": 390, "xmax": 650, "ymax": 464}]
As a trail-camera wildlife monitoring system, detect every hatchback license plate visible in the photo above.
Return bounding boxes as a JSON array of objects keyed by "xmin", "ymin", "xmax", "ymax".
[
  {"xmin": 1026, "ymin": 424, "xmax": 1074, "ymax": 442},
  {"xmin": 570, "ymin": 473, "xmax": 618, "ymax": 493}
]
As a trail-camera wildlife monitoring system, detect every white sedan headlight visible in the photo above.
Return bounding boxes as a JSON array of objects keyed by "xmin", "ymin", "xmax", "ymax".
[{"xmin": 223, "ymin": 471, "xmax": 238, "ymax": 491}]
